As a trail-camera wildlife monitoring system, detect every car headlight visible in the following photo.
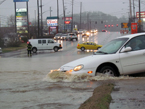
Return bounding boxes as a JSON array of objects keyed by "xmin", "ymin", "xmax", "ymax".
[
  {"xmin": 86, "ymin": 32, "xmax": 90, "ymax": 35},
  {"xmin": 73, "ymin": 64, "xmax": 84, "ymax": 71}
]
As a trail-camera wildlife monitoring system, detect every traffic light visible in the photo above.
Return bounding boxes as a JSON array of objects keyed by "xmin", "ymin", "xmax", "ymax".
[
  {"xmin": 108, "ymin": 25, "xmax": 110, "ymax": 27},
  {"xmin": 105, "ymin": 25, "xmax": 107, "ymax": 28},
  {"xmin": 116, "ymin": 24, "xmax": 118, "ymax": 27}
]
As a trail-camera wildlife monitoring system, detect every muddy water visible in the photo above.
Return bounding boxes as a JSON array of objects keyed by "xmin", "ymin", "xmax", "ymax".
[{"xmin": 0, "ymin": 58, "xmax": 145, "ymax": 109}]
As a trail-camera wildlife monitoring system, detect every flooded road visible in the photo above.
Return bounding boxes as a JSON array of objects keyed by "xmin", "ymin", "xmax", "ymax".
[{"xmin": 1, "ymin": 32, "xmax": 145, "ymax": 109}]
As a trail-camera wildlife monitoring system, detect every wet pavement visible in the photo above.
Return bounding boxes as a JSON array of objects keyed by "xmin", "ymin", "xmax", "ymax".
[
  {"xmin": 0, "ymin": 32, "xmax": 145, "ymax": 109},
  {"xmin": 110, "ymin": 79, "xmax": 145, "ymax": 109}
]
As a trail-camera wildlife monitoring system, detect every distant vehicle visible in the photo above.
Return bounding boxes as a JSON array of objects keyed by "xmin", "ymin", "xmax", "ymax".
[
  {"xmin": 54, "ymin": 33, "xmax": 62, "ymax": 40},
  {"xmin": 77, "ymin": 29, "xmax": 84, "ymax": 34},
  {"xmin": 82, "ymin": 31, "xmax": 90, "ymax": 37},
  {"xmin": 0, "ymin": 47, "xmax": 2, "ymax": 53},
  {"xmin": 102, "ymin": 29, "xmax": 107, "ymax": 32},
  {"xmin": 77, "ymin": 42, "xmax": 102, "ymax": 51},
  {"xmin": 29, "ymin": 39, "xmax": 62, "ymax": 53},
  {"xmin": 58, "ymin": 33, "xmax": 145, "ymax": 76},
  {"xmin": 60, "ymin": 34, "xmax": 68, "ymax": 40},
  {"xmin": 90, "ymin": 29, "xmax": 97, "ymax": 33},
  {"xmin": 66, "ymin": 33, "xmax": 78, "ymax": 41}
]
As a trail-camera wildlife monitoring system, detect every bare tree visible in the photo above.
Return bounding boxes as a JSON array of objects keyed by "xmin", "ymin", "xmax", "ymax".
[{"xmin": 7, "ymin": 15, "xmax": 15, "ymax": 27}]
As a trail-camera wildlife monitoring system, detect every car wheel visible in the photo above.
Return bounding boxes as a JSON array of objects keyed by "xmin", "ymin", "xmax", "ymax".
[
  {"xmin": 97, "ymin": 47, "xmax": 101, "ymax": 50},
  {"xmin": 54, "ymin": 47, "xmax": 58, "ymax": 52},
  {"xmin": 99, "ymin": 66, "xmax": 116, "ymax": 76},
  {"xmin": 32, "ymin": 48, "xmax": 37, "ymax": 53},
  {"xmin": 81, "ymin": 47, "xmax": 85, "ymax": 51}
]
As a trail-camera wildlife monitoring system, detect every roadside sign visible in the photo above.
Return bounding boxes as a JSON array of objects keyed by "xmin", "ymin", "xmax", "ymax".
[
  {"xmin": 131, "ymin": 23, "xmax": 138, "ymax": 34},
  {"xmin": 121, "ymin": 23, "xmax": 131, "ymax": 28},
  {"xmin": 136, "ymin": 11, "xmax": 145, "ymax": 18}
]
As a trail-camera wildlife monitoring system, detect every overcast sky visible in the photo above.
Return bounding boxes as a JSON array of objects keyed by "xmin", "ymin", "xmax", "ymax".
[{"xmin": 0, "ymin": 0, "xmax": 145, "ymax": 22}]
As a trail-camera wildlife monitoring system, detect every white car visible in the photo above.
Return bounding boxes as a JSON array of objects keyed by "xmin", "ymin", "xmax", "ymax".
[
  {"xmin": 54, "ymin": 33, "xmax": 62, "ymax": 40},
  {"xmin": 58, "ymin": 33, "xmax": 145, "ymax": 76},
  {"xmin": 0, "ymin": 47, "xmax": 2, "ymax": 53},
  {"xmin": 29, "ymin": 39, "xmax": 62, "ymax": 53},
  {"xmin": 60, "ymin": 34, "xmax": 68, "ymax": 40},
  {"xmin": 66, "ymin": 33, "xmax": 78, "ymax": 41}
]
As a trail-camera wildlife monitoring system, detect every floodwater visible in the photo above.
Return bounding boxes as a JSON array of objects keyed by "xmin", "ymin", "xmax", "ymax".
[
  {"xmin": 1, "ymin": 58, "xmax": 145, "ymax": 109},
  {"xmin": 1, "ymin": 32, "xmax": 145, "ymax": 109}
]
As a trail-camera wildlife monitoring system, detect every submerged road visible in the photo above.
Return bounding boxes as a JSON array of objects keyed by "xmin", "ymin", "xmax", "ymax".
[{"xmin": 0, "ymin": 32, "xmax": 145, "ymax": 109}]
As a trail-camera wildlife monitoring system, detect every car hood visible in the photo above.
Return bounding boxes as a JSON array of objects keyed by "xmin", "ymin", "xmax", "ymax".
[{"xmin": 61, "ymin": 54, "xmax": 118, "ymax": 68}]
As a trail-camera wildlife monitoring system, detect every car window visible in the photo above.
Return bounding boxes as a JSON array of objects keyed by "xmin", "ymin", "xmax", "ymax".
[
  {"xmin": 42, "ymin": 40, "xmax": 46, "ymax": 44},
  {"xmin": 38, "ymin": 40, "xmax": 41, "ymax": 44},
  {"xmin": 48, "ymin": 40, "xmax": 54, "ymax": 43},
  {"xmin": 125, "ymin": 35, "xmax": 145, "ymax": 51},
  {"xmin": 69, "ymin": 34, "xmax": 75, "ymax": 36}
]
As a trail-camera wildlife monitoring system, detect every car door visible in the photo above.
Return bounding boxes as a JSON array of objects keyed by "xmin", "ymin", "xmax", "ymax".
[
  {"xmin": 41, "ymin": 39, "xmax": 47, "ymax": 49},
  {"xmin": 119, "ymin": 35, "xmax": 145, "ymax": 75},
  {"xmin": 91, "ymin": 43, "xmax": 97, "ymax": 50},
  {"xmin": 85, "ymin": 43, "xmax": 90, "ymax": 49},
  {"xmin": 48, "ymin": 40, "xmax": 55, "ymax": 49},
  {"xmin": 37, "ymin": 39, "xmax": 43, "ymax": 49}
]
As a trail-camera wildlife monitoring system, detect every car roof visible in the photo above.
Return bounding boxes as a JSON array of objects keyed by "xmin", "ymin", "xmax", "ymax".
[
  {"xmin": 117, "ymin": 32, "xmax": 145, "ymax": 39},
  {"xmin": 82, "ymin": 42, "xmax": 96, "ymax": 44}
]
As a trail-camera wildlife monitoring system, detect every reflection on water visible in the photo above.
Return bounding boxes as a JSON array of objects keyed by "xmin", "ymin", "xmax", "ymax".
[{"xmin": 43, "ymin": 70, "xmax": 135, "ymax": 82}]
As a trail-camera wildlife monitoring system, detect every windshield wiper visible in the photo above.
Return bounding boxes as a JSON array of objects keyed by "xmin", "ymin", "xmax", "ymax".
[{"xmin": 97, "ymin": 51, "xmax": 108, "ymax": 54}]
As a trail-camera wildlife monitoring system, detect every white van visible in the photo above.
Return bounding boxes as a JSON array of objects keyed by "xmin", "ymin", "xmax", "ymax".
[{"xmin": 29, "ymin": 39, "xmax": 62, "ymax": 53}]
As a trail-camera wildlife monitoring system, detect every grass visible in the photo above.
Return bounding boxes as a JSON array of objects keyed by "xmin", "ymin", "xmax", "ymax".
[
  {"xmin": 79, "ymin": 83, "xmax": 114, "ymax": 109},
  {"xmin": 2, "ymin": 43, "xmax": 27, "ymax": 53}
]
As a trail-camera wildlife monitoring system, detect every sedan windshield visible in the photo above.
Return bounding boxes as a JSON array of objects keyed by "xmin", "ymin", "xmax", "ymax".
[{"xmin": 94, "ymin": 38, "xmax": 129, "ymax": 54}]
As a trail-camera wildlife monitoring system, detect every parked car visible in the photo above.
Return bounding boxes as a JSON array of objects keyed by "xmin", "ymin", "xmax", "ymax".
[
  {"xmin": 58, "ymin": 33, "xmax": 145, "ymax": 76},
  {"xmin": 54, "ymin": 33, "xmax": 62, "ymax": 40},
  {"xmin": 29, "ymin": 39, "xmax": 62, "ymax": 53},
  {"xmin": 66, "ymin": 33, "xmax": 78, "ymax": 41},
  {"xmin": 77, "ymin": 42, "xmax": 102, "ymax": 51},
  {"xmin": 0, "ymin": 47, "xmax": 2, "ymax": 53},
  {"xmin": 60, "ymin": 34, "xmax": 68, "ymax": 40}
]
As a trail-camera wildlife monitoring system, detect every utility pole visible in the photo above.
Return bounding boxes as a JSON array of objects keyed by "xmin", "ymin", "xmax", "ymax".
[
  {"xmin": 50, "ymin": 7, "xmax": 52, "ymax": 17},
  {"xmin": 57, "ymin": 0, "xmax": 59, "ymax": 32},
  {"xmin": 129, "ymin": 0, "xmax": 132, "ymax": 21},
  {"xmin": 80, "ymin": 2, "xmax": 82, "ymax": 29},
  {"xmin": 26, "ymin": 1, "xmax": 29, "ymax": 37},
  {"xmin": 14, "ymin": 2, "xmax": 17, "ymax": 33},
  {"xmin": 37, "ymin": 0, "xmax": 40, "ymax": 38},
  {"xmin": 71, "ymin": 0, "xmax": 74, "ymax": 32},
  {"xmin": 138, "ymin": 0, "xmax": 141, "ymax": 32},
  {"xmin": 62, "ymin": 0, "xmax": 65, "ymax": 32},
  {"xmin": 133, "ymin": 0, "xmax": 135, "ymax": 22},
  {"xmin": 87, "ymin": 13, "xmax": 89, "ymax": 30},
  {"xmin": 40, "ymin": 0, "xmax": 43, "ymax": 37}
]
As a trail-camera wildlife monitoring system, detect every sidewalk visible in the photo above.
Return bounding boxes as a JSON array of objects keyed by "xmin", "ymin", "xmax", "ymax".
[{"xmin": 110, "ymin": 78, "xmax": 145, "ymax": 109}]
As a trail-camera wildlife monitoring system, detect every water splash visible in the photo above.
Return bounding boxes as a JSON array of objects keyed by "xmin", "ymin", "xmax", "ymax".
[{"xmin": 43, "ymin": 70, "xmax": 135, "ymax": 82}]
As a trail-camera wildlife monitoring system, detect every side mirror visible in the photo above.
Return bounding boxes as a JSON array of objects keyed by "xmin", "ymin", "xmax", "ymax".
[{"xmin": 121, "ymin": 47, "xmax": 132, "ymax": 52}]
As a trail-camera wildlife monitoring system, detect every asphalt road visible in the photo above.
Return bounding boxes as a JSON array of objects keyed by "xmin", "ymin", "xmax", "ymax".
[
  {"xmin": 0, "ymin": 32, "xmax": 120, "ymax": 58},
  {"xmin": 1, "ymin": 32, "xmax": 145, "ymax": 109}
]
